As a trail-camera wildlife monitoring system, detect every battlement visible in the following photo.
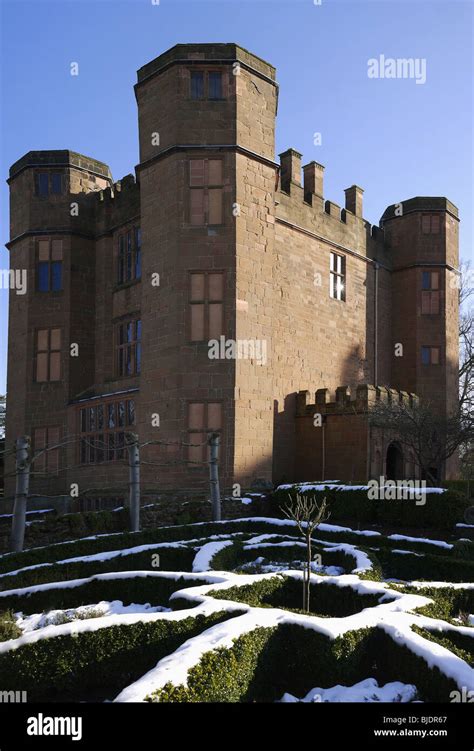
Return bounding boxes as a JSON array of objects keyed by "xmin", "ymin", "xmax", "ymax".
[
  {"xmin": 276, "ymin": 148, "xmax": 386, "ymax": 260},
  {"xmin": 296, "ymin": 385, "xmax": 418, "ymax": 417},
  {"xmin": 97, "ymin": 173, "xmax": 138, "ymax": 203}
]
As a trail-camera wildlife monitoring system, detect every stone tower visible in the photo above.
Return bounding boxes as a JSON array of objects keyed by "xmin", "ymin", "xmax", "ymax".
[
  {"xmin": 381, "ymin": 198, "xmax": 459, "ymax": 417},
  {"xmin": 134, "ymin": 43, "xmax": 278, "ymax": 488}
]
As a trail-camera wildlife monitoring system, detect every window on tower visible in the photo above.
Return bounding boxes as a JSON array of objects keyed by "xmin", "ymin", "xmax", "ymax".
[
  {"xmin": 421, "ymin": 345, "xmax": 440, "ymax": 366},
  {"xmin": 190, "ymin": 71, "xmax": 204, "ymax": 100},
  {"xmin": 37, "ymin": 239, "xmax": 63, "ymax": 292},
  {"xmin": 189, "ymin": 271, "xmax": 224, "ymax": 342},
  {"xmin": 189, "ymin": 69, "xmax": 224, "ymax": 100},
  {"xmin": 187, "ymin": 401, "xmax": 222, "ymax": 464},
  {"xmin": 421, "ymin": 214, "xmax": 441, "ymax": 234},
  {"xmin": 421, "ymin": 270, "xmax": 440, "ymax": 314},
  {"xmin": 189, "ymin": 159, "xmax": 224, "ymax": 226},
  {"xmin": 35, "ymin": 328, "xmax": 62, "ymax": 382},
  {"xmin": 35, "ymin": 171, "xmax": 64, "ymax": 196}
]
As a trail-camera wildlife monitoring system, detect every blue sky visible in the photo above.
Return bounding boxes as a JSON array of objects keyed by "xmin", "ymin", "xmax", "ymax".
[{"xmin": 0, "ymin": 0, "xmax": 472, "ymax": 393}]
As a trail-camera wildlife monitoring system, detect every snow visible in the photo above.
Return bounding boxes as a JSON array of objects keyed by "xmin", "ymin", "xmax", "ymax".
[
  {"xmin": 1, "ymin": 513, "xmax": 472, "ymax": 703},
  {"xmin": 192, "ymin": 541, "xmax": 234, "ymax": 572},
  {"xmin": 391, "ymin": 549, "xmax": 423, "ymax": 557},
  {"xmin": 277, "ymin": 483, "xmax": 446, "ymax": 494},
  {"xmin": 16, "ymin": 600, "xmax": 171, "ymax": 633},
  {"xmin": 279, "ymin": 678, "xmax": 418, "ymax": 703},
  {"xmin": 0, "ymin": 541, "xmax": 191, "ymax": 580},
  {"xmin": 0, "ymin": 509, "xmax": 54, "ymax": 519},
  {"xmin": 0, "ymin": 570, "xmax": 227, "ymax": 599},
  {"xmin": 321, "ymin": 543, "xmax": 374, "ymax": 574},
  {"xmin": 379, "ymin": 621, "xmax": 474, "ymax": 692},
  {"xmin": 387, "ymin": 533, "xmax": 452, "ymax": 550},
  {"xmin": 113, "ymin": 572, "xmax": 440, "ymax": 703}
]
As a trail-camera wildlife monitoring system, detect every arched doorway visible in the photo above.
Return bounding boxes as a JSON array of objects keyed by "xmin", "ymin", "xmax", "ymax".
[{"xmin": 386, "ymin": 442, "xmax": 404, "ymax": 480}]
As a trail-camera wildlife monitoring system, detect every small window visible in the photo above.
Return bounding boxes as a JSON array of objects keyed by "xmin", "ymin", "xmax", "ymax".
[
  {"xmin": 208, "ymin": 71, "xmax": 223, "ymax": 100},
  {"xmin": 187, "ymin": 401, "xmax": 222, "ymax": 464},
  {"xmin": 189, "ymin": 159, "xmax": 224, "ymax": 226},
  {"xmin": 35, "ymin": 328, "xmax": 61, "ymax": 382},
  {"xmin": 421, "ymin": 346, "xmax": 440, "ymax": 365},
  {"xmin": 190, "ymin": 71, "xmax": 204, "ymax": 100},
  {"xmin": 51, "ymin": 173, "xmax": 62, "ymax": 195},
  {"xmin": 36, "ymin": 173, "xmax": 49, "ymax": 196},
  {"xmin": 35, "ymin": 171, "xmax": 63, "ymax": 196},
  {"xmin": 190, "ymin": 69, "xmax": 225, "ymax": 101},
  {"xmin": 116, "ymin": 318, "xmax": 141, "ymax": 376},
  {"xmin": 421, "ymin": 271, "xmax": 440, "ymax": 315},
  {"xmin": 421, "ymin": 214, "xmax": 441, "ymax": 235},
  {"xmin": 37, "ymin": 239, "xmax": 63, "ymax": 292},
  {"xmin": 329, "ymin": 252, "xmax": 346, "ymax": 301},
  {"xmin": 117, "ymin": 227, "xmax": 141, "ymax": 284},
  {"xmin": 34, "ymin": 426, "xmax": 60, "ymax": 474},
  {"xmin": 189, "ymin": 271, "xmax": 224, "ymax": 342}
]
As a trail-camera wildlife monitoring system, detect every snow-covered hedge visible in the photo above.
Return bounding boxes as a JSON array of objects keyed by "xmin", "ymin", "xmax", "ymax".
[
  {"xmin": 0, "ymin": 545, "xmax": 195, "ymax": 593},
  {"xmin": 145, "ymin": 621, "xmax": 463, "ymax": 703},
  {"xmin": 206, "ymin": 575, "xmax": 390, "ymax": 618},
  {"xmin": 0, "ymin": 572, "xmax": 214, "ymax": 617},
  {"xmin": 272, "ymin": 485, "xmax": 469, "ymax": 531},
  {"xmin": 0, "ymin": 610, "xmax": 233, "ymax": 702}
]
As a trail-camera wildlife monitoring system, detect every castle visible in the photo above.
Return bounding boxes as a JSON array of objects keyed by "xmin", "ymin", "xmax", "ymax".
[{"xmin": 4, "ymin": 43, "xmax": 459, "ymax": 501}]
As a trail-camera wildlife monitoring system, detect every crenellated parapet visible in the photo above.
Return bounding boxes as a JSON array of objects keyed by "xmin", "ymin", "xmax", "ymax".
[
  {"xmin": 275, "ymin": 147, "xmax": 388, "ymax": 264},
  {"xmin": 296, "ymin": 385, "xmax": 418, "ymax": 417}
]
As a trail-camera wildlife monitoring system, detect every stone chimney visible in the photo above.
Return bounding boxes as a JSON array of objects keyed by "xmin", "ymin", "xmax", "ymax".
[
  {"xmin": 303, "ymin": 161, "xmax": 324, "ymax": 201},
  {"xmin": 344, "ymin": 185, "xmax": 364, "ymax": 217},
  {"xmin": 279, "ymin": 149, "xmax": 302, "ymax": 192}
]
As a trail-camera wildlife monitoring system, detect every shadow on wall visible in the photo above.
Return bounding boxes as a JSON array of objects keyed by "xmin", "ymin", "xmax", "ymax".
[{"xmin": 272, "ymin": 394, "xmax": 298, "ymax": 486}]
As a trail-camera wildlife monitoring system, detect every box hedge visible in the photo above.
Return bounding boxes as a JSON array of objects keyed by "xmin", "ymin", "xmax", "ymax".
[
  {"xmin": 272, "ymin": 486, "xmax": 469, "ymax": 532},
  {"xmin": 0, "ymin": 610, "xmax": 238, "ymax": 702},
  {"xmin": 207, "ymin": 575, "xmax": 391, "ymax": 617},
  {"xmin": 0, "ymin": 573, "xmax": 211, "ymax": 617},
  {"xmin": 147, "ymin": 622, "xmax": 460, "ymax": 703},
  {"xmin": 0, "ymin": 545, "xmax": 195, "ymax": 593}
]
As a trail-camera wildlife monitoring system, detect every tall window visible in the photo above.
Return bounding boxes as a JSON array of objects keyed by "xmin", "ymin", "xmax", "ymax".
[
  {"xmin": 34, "ymin": 427, "xmax": 60, "ymax": 473},
  {"xmin": 421, "ymin": 346, "xmax": 440, "ymax": 365},
  {"xmin": 118, "ymin": 227, "xmax": 141, "ymax": 285},
  {"xmin": 37, "ymin": 239, "xmax": 63, "ymax": 292},
  {"xmin": 35, "ymin": 172, "xmax": 63, "ymax": 196},
  {"xmin": 421, "ymin": 214, "xmax": 440, "ymax": 235},
  {"xmin": 329, "ymin": 252, "xmax": 346, "ymax": 301},
  {"xmin": 187, "ymin": 402, "xmax": 222, "ymax": 463},
  {"xmin": 189, "ymin": 271, "xmax": 224, "ymax": 342},
  {"xmin": 116, "ymin": 319, "xmax": 141, "ymax": 376},
  {"xmin": 79, "ymin": 398, "xmax": 135, "ymax": 464},
  {"xmin": 189, "ymin": 159, "xmax": 224, "ymax": 226},
  {"xmin": 421, "ymin": 271, "xmax": 440, "ymax": 315},
  {"xmin": 190, "ymin": 70, "xmax": 223, "ymax": 100},
  {"xmin": 35, "ymin": 328, "xmax": 61, "ymax": 382}
]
